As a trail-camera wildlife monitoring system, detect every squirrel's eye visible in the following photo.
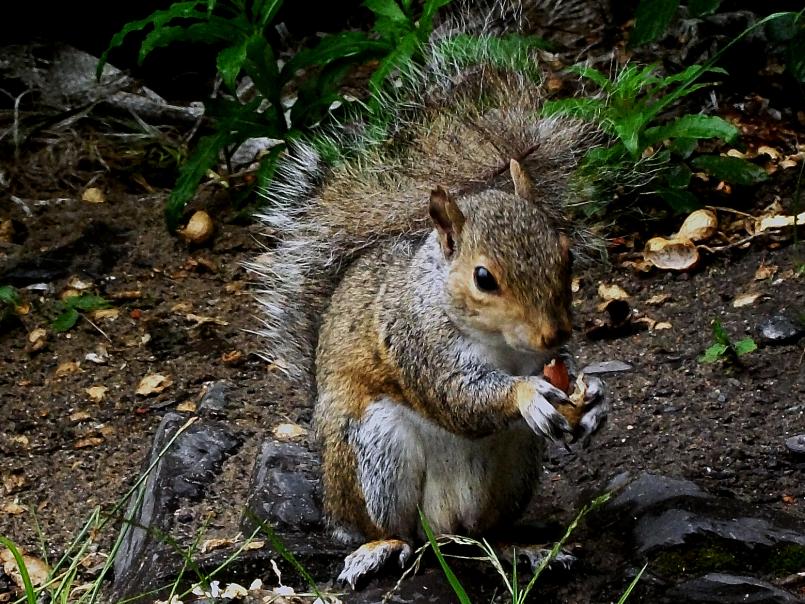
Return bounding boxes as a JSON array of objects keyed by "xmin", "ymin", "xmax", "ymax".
[{"xmin": 473, "ymin": 266, "xmax": 499, "ymax": 293}]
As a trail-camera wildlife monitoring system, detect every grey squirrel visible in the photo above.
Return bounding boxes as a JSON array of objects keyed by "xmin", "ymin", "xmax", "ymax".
[{"xmin": 250, "ymin": 1, "xmax": 610, "ymax": 588}]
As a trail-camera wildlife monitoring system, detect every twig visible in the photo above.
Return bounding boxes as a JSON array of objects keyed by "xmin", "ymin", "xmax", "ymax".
[{"xmin": 80, "ymin": 313, "xmax": 112, "ymax": 343}]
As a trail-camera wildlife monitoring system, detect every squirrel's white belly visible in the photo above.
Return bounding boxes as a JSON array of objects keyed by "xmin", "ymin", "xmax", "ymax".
[{"xmin": 362, "ymin": 400, "xmax": 543, "ymax": 536}]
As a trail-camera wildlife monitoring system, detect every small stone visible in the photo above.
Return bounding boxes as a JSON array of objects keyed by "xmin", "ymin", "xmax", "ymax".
[
  {"xmin": 670, "ymin": 573, "xmax": 801, "ymax": 603},
  {"xmin": 785, "ymin": 434, "xmax": 805, "ymax": 455},
  {"xmin": 582, "ymin": 360, "xmax": 633, "ymax": 374},
  {"xmin": 757, "ymin": 315, "xmax": 803, "ymax": 345}
]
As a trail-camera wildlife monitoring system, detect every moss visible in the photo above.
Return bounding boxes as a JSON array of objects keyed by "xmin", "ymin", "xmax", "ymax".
[
  {"xmin": 768, "ymin": 544, "xmax": 805, "ymax": 574},
  {"xmin": 653, "ymin": 542, "xmax": 739, "ymax": 576}
]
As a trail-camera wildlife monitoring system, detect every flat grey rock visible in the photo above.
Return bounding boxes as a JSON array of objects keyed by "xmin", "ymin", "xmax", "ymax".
[
  {"xmin": 757, "ymin": 315, "xmax": 803, "ymax": 345},
  {"xmin": 607, "ymin": 472, "xmax": 709, "ymax": 516},
  {"xmin": 785, "ymin": 434, "xmax": 805, "ymax": 455},
  {"xmin": 669, "ymin": 573, "xmax": 801, "ymax": 603},
  {"xmin": 582, "ymin": 360, "xmax": 633, "ymax": 374}
]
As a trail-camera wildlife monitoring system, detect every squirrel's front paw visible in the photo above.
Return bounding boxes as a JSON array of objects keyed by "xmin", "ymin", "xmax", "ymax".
[
  {"xmin": 574, "ymin": 375, "xmax": 609, "ymax": 447},
  {"xmin": 338, "ymin": 539, "xmax": 413, "ymax": 589},
  {"xmin": 517, "ymin": 378, "xmax": 572, "ymax": 443}
]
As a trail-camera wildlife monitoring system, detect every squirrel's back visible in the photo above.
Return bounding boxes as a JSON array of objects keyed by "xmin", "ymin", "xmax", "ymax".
[{"xmin": 249, "ymin": 6, "xmax": 602, "ymax": 392}]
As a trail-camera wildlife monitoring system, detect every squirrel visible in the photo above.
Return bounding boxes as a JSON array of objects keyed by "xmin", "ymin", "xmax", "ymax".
[{"xmin": 249, "ymin": 0, "xmax": 610, "ymax": 589}]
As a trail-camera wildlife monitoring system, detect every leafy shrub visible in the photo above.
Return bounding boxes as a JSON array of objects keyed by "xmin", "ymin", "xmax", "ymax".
[{"xmin": 100, "ymin": 0, "xmax": 453, "ymax": 230}]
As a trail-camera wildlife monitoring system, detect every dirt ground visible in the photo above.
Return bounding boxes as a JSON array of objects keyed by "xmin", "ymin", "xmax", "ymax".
[{"xmin": 1, "ymin": 137, "xmax": 803, "ymax": 601}]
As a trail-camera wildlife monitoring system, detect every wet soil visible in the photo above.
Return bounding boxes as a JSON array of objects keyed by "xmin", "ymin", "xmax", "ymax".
[{"xmin": 1, "ymin": 140, "xmax": 803, "ymax": 601}]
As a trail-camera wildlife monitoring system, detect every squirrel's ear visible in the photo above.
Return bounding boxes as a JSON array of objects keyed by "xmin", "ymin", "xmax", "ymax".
[
  {"xmin": 429, "ymin": 186, "xmax": 464, "ymax": 257},
  {"xmin": 510, "ymin": 159, "xmax": 535, "ymax": 201}
]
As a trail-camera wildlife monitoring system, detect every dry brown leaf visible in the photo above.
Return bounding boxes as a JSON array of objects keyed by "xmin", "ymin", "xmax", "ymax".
[
  {"xmin": 74, "ymin": 436, "xmax": 104, "ymax": 449},
  {"xmin": 136, "ymin": 373, "xmax": 173, "ymax": 396},
  {"xmin": 754, "ymin": 264, "xmax": 778, "ymax": 280},
  {"xmin": 571, "ymin": 277, "xmax": 582, "ymax": 293},
  {"xmin": 654, "ymin": 322, "xmax": 672, "ymax": 330},
  {"xmin": 54, "ymin": 361, "xmax": 81, "ymax": 378},
  {"xmin": 3, "ymin": 500, "xmax": 26, "ymax": 516},
  {"xmin": 200, "ymin": 537, "xmax": 235, "ymax": 553},
  {"xmin": 99, "ymin": 425, "xmax": 116, "ymax": 438},
  {"xmin": 177, "ymin": 210, "xmax": 214, "ymax": 245},
  {"xmin": 0, "ymin": 548, "xmax": 50, "ymax": 587},
  {"xmin": 185, "ymin": 313, "xmax": 229, "ymax": 327},
  {"xmin": 2, "ymin": 472, "xmax": 26, "ymax": 495},
  {"xmin": 676, "ymin": 209, "xmax": 718, "ymax": 242},
  {"xmin": 757, "ymin": 211, "xmax": 805, "ymax": 232},
  {"xmin": 67, "ymin": 276, "xmax": 94, "ymax": 291},
  {"xmin": 27, "ymin": 328, "xmax": 47, "ymax": 352},
  {"xmin": 272, "ymin": 423, "xmax": 308, "ymax": 440},
  {"xmin": 86, "ymin": 386, "xmax": 107, "ymax": 402},
  {"xmin": 221, "ymin": 350, "xmax": 243, "ymax": 365},
  {"xmin": 597, "ymin": 283, "xmax": 630, "ymax": 301},
  {"xmin": 176, "ymin": 400, "xmax": 197, "ymax": 413},
  {"xmin": 243, "ymin": 540, "xmax": 264, "ymax": 551},
  {"xmin": 757, "ymin": 145, "xmax": 781, "ymax": 160},
  {"xmin": 171, "ymin": 302, "xmax": 193, "ymax": 313},
  {"xmin": 10, "ymin": 435, "xmax": 29, "ymax": 448},
  {"xmin": 81, "ymin": 187, "xmax": 105, "ymax": 204},
  {"xmin": 646, "ymin": 293, "xmax": 673, "ymax": 306},
  {"xmin": 69, "ymin": 411, "xmax": 92, "ymax": 423},
  {"xmin": 106, "ymin": 290, "xmax": 142, "ymax": 301},
  {"xmin": 643, "ymin": 237, "xmax": 699, "ymax": 271},
  {"xmin": 90, "ymin": 308, "xmax": 120, "ymax": 321},
  {"xmin": 733, "ymin": 292, "xmax": 765, "ymax": 308},
  {"xmin": 0, "ymin": 219, "xmax": 14, "ymax": 244}
]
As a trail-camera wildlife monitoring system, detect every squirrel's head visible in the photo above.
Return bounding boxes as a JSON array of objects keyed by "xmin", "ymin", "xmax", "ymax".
[{"xmin": 429, "ymin": 159, "xmax": 573, "ymax": 353}]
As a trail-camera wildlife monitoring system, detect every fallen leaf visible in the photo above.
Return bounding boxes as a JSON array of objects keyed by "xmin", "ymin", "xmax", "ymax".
[
  {"xmin": 643, "ymin": 237, "xmax": 699, "ymax": 271},
  {"xmin": 54, "ymin": 361, "xmax": 82, "ymax": 378},
  {"xmin": 86, "ymin": 386, "xmax": 107, "ymax": 402},
  {"xmin": 757, "ymin": 145, "xmax": 781, "ymax": 160},
  {"xmin": 177, "ymin": 400, "xmax": 197, "ymax": 413},
  {"xmin": 74, "ymin": 437, "xmax": 104, "ymax": 449},
  {"xmin": 2, "ymin": 471, "xmax": 26, "ymax": 494},
  {"xmin": 597, "ymin": 283, "xmax": 630, "ymax": 301},
  {"xmin": 90, "ymin": 308, "xmax": 119, "ymax": 321},
  {"xmin": 733, "ymin": 292, "xmax": 764, "ymax": 308},
  {"xmin": 69, "ymin": 411, "xmax": 92, "ymax": 423},
  {"xmin": 646, "ymin": 293, "xmax": 672, "ymax": 306},
  {"xmin": 185, "ymin": 313, "xmax": 228, "ymax": 327},
  {"xmin": 67, "ymin": 276, "xmax": 94, "ymax": 291},
  {"xmin": 676, "ymin": 209, "xmax": 718, "ymax": 242},
  {"xmin": 221, "ymin": 583, "xmax": 248, "ymax": 598},
  {"xmin": 571, "ymin": 277, "xmax": 582, "ymax": 293},
  {"xmin": 200, "ymin": 537, "xmax": 235, "ymax": 553},
  {"xmin": 754, "ymin": 264, "xmax": 778, "ymax": 280},
  {"xmin": 0, "ymin": 548, "xmax": 50, "ymax": 587},
  {"xmin": 757, "ymin": 211, "xmax": 805, "ymax": 232},
  {"xmin": 99, "ymin": 425, "xmax": 116, "ymax": 438},
  {"xmin": 3, "ymin": 500, "xmax": 26, "ymax": 515},
  {"xmin": 106, "ymin": 290, "xmax": 142, "ymax": 301},
  {"xmin": 221, "ymin": 350, "xmax": 243, "ymax": 365},
  {"xmin": 243, "ymin": 541, "xmax": 264, "ymax": 551},
  {"xmin": 10, "ymin": 435, "xmax": 29, "ymax": 448},
  {"xmin": 177, "ymin": 210, "xmax": 214, "ymax": 245},
  {"xmin": 81, "ymin": 187, "xmax": 105, "ymax": 204},
  {"xmin": 272, "ymin": 423, "xmax": 308, "ymax": 440},
  {"xmin": 654, "ymin": 322, "xmax": 672, "ymax": 330},
  {"xmin": 171, "ymin": 302, "xmax": 193, "ymax": 313},
  {"xmin": 136, "ymin": 374, "xmax": 173, "ymax": 396},
  {"xmin": 27, "ymin": 328, "xmax": 47, "ymax": 352}
]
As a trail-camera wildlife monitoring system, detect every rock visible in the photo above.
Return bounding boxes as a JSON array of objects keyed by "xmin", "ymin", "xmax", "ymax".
[
  {"xmin": 582, "ymin": 360, "xmax": 634, "ymax": 374},
  {"xmin": 242, "ymin": 441, "xmax": 322, "ymax": 533},
  {"xmin": 634, "ymin": 508, "xmax": 805, "ymax": 555},
  {"xmin": 757, "ymin": 315, "xmax": 804, "ymax": 345},
  {"xmin": 113, "ymin": 412, "xmax": 240, "ymax": 598},
  {"xmin": 607, "ymin": 472, "xmax": 710, "ymax": 516},
  {"xmin": 785, "ymin": 434, "xmax": 805, "ymax": 456},
  {"xmin": 670, "ymin": 573, "xmax": 801, "ymax": 603},
  {"xmin": 198, "ymin": 381, "xmax": 230, "ymax": 413}
]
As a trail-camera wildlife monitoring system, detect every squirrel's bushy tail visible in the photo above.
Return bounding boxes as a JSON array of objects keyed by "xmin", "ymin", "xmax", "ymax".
[{"xmin": 249, "ymin": 1, "xmax": 603, "ymax": 392}]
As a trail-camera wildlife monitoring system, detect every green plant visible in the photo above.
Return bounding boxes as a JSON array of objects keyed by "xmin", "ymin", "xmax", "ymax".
[
  {"xmin": 415, "ymin": 492, "xmax": 646, "ymax": 603},
  {"xmin": 100, "ymin": 0, "xmax": 453, "ymax": 230},
  {"xmin": 699, "ymin": 319, "xmax": 757, "ymax": 365},
  {"xmin": 52, "ymin": 294, "xmax": 111, "ymax": 332},
  {"xmin": 630, "ymin": 3, "xmax": 805, "ymax": 81},
  {"xmin": 0, "ymin": 285, "xmax": 24, "ymax": 323}
]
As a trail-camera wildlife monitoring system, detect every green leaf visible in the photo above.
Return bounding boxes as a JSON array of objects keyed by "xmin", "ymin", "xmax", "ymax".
[
  {"xmin": 631, "ymin": 0, "xmax": 680, "ymax": 46},
  {"xmin": 138, "ymin": 22, "xmax": 236, "ymax": 63},
  {"xmin": 0, "ymin": 285, "xmax": 20, "ymax": 306},
  {"xmin": 688, "ymin": 0, "xmax": 721, "ymax": 18},
  {"xmin": 617, "ymin": 563, "xmax": 648, "ymax": 604},
  {"xmin": 734, "ymin": 338, "xmax": 758, "ymax": 356},
  {"xmin": 542, "ymin": 98, "xmax": 604, "ymax": 122},
  {"xmin": 787, "ymin": 29, "xmax": 805, "ymax": 82},
  {"xmin": 665, "ymin": 163, "xmax": 692, "ymax": 189},
  {"xmin": 567, "ymin": 64, "xmax": 614, "ymax": 90},
  {"xmin": 65, "ymin": 294, "xmax": 110, "ymax": 312},
  {"xmin": 282, "ymin": 32, "xmax": 389, "ymax": 79},
  {"xmin": 643, "ymin": 115, "xmax": 739, "ymax": 147},
  {"xmin": 243, "ymin": 34, "xmax": 280, "ymax": 104},
  {"xmin": 419, "ymin": 510, "xmax": 472, "ymax": 604},
  {"xmin": 691, "ymin": 155, "xmax": 770, "ymax": 185},
  {"xmin": 712, "ymin": 319, "xmax": 730, "ymax": 346},
  {"xmin": 0, "ymin": 537, "xmax": 36, "ymax": 604},
  {"xmin": 669, "ymin": 137, "xmax": 698, "ymax": 158},
  {"xmin": 418, "ymin": 0, "xmax": 453, "ymax": 40},
  {"xmin": 765, "ymin": 12, "xmax": 801, "ymax": 43},
  {"xmin": 368, "ymin": 31, "xmax": 420, "ymax": 96},
  {"xmin": 658, "ymin": 188, "xmax": 701, "ymax": 213},
  {"xmin": 255, "ymin": 0, "xmax": 284, "ymax": 28},
  {"xmin": 217, "ymin": 42, "xmax": 249, "ymax": 91},
  {"xmin": 699, "ymin": 343, "xmax": 728, "ymax": 364},
  {"xmin": 53, "ymin": 308, "xmax": 80, "ymax": 332},
  {"xmin": 364, "ymin": 0, "xmax": 408, "ymax": 23}
]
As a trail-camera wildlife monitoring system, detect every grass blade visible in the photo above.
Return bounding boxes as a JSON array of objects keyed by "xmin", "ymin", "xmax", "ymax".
[
  {"xmin": 0, "ymin": 536, "xmax": 37, "ymax": 604},
  {"xmin": 419, "ymin": 510, "xmax": 472, "ymax": 604}
]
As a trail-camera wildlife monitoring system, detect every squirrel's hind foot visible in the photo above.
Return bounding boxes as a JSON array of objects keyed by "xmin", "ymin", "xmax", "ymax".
[
  {"xmin": 499, "ymin": 544, "xmax": 578, "ymax": 574},
  {"xmin": 338, "ymin": 538, "xmax": 413, "ymax": 590}
]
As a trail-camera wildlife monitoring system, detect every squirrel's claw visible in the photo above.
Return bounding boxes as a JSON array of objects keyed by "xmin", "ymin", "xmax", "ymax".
[
  {"xmin": 574, "ymin": 375, "xmax": 609, "ymax": 448},
  {"xmin": 338, "ymin": 539, "xmax": 413, "ymax": 590},
  {"xmin": 521, "ymin": 379, "xmax": 573, "ymax": 443}
]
